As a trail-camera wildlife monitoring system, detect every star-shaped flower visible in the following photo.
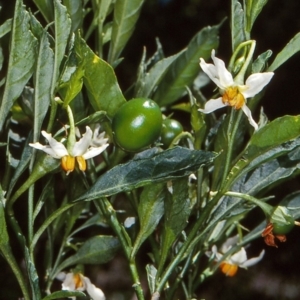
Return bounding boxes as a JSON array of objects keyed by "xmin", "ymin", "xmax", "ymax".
[
  {"xmin": 199, "ymin": 50, "xmax": 274, "ymax": 130},
  {"xmin": 29, "ymin": 126, "xmax": 109, "ymax": 175},
  {"xmin": 206, "ymin": 236, "xmax": 265, "ymax": 276},
  {"xmin": 57, "ymin": 272, "xmax": 105, "ymax": 300}
]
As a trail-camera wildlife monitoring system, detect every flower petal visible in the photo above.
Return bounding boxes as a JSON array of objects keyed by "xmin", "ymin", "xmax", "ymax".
[
  {"xmin": 242, "ymin": 72, "xmax": 274, "ymax": 98},
  {"xmin": 72, "ymin": 126, "xmax": 93, "ymax": 157},
  {"xmin": 91, "ymin": 131, "xmax": 109, "ymax": 147},
  {"xmin": 41, "ymin": 131, "xmax": 68, "ymax": 157},
  {"xmin": 241, "ymin": 105, "xmax": 258, "ymax": 130},
  {"xmin": 82, "ymin": 143, "xmax": 109, "ymax": 160},
  {"xmin": 84, "ymin": 277, "xmax": 106, "ymax": 300},
  {"xmin": 198, "ymin": 97, "xmax": 226, "ymax": 114},
  {"xmin": 240, "ymin": 249, "xmax": 265, "ymax": 268},
  {"xmin": 230, "ymin": 248, "xmax": 247, "ymax": 265},
  {"xmin": 200, "ymin": 51, "xmax": 234, "ymax": 90},
  {"xmin": 29, "ymin": 143, "xmax": 62, "ymax": 159},
  {"xmin": 211, "ymin": 50, "xmax": 234, "ymax": 88},
  {"xmin": 62, "ymin": 273, "xmax": 76, "ymax": 291},
  {"xmin": 220, "ymin": 235, "xmax": 239, "ymax": 253}
]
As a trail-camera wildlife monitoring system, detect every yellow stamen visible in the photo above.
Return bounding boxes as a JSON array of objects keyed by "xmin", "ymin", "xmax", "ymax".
[
  {"xmin": 61, "ymin": 155, "xmax": 75, "ymax": 174},
  {"xmin": 220, "ymin": 262, "xmax": 238, "ymax": 277},
  {"xmin": 222, "ymin": 86, "xmax": 245, "ymax": 109},
  {"xmin": 73, "ymin": 273, "xmax": 84, "ymax": 289},
  {"xmin": 76, "ymin": 156, "xmax": 87, "ymax": 171}
]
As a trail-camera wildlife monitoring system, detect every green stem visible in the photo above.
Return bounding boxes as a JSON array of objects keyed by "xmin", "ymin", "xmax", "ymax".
[
  {"xmin": 109, "ymin": 146, "xmax": 127, "ymax": 168},
  {"xmin": 28, "ymin": 185, "xmax": 34, "ymax": 250},
  {"xmin": 155, "ymin": 191, "xmax": 223, "ymax": 293},
  {"xmin": 234, "ymin": 40, "xmax": 256, "ymax": 84},
  {"xmin": 65, "ymin": 105, "xmax": 76, "ymax": 152},
  {"xmin": 129, "ymin": 262, "xmax": 145, "ymax": 300},
  {"xmin": 228, "ymin": 40, "xmax": 255, "ymax": 76},
  {"xmin": 225, "ymin": 191, "xmax": 273, "ymax": 216},
  {"xmin": 197, "ymin": 168, "xmax": 204, "ymax": 212},
  {"xmin": 46, "ymin": 232, "xmax": 69, "ymax": 292},
  {"xmin": 219, "ymin": 109, "xmax": 243, "ymax": 188},
  {"xmin": 169, "ymin": 132, "xmax": 194, "ymax": 149},
  {"xmin": 1, "ymin": 245, "xmax": 31, "ymax": 300},
  {"xmin": 7, "ymin": 214, "xmax": 26, "ymax": 249},
  {"xmin": 94, "ymin": 198, "xmax": 145, "ymax": 300},
  {"xmin": 166, "ymin": 252, "xmax": 193, "ymax": 299},
  {"xmin": 46, "ymin": 98, "xmax": 58, "ymax": 133},
  {"xmin": 186, "ymin": 193, "xmax": 273, "ymax": 256},
  {"xmin": 30, "ymin": 203, "xmax": 76, "ymax": 254}
]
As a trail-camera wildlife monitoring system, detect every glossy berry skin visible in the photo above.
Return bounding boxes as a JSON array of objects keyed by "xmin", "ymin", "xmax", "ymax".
[
  {"xmin": 112, "ymin": 98, "xmax": 162, "ymax": 152},
  {"xmin": 160, "ymin": 119, "xmax": 183, "ymax": 148}
]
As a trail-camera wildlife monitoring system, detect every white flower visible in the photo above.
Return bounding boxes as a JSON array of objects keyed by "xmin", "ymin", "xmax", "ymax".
[
  {"xmin": 58, "ymin": 272, "xmax": 105, "ymax": 300},
  {"xmin": 206, "ymin": 236, "xmax": 265, "ymax": 276},
  {"xmin": 90, "ymin": 124, "xmax": 109, "ymax": 148},
  {"xmin": 199, "ymin": 50, "xmax": 274, "ymax": 130},
  {"xmin": 29, "ymin": 126, "xmax": 109, "ymax": 175}
]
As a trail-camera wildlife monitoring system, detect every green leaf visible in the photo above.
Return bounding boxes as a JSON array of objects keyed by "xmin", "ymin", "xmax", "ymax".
[
  {"xmin": 57, "ymin": 235, "xmax": 120, "ymax": 272},
  {"xmin": 6, "ymin": 135, "xmax": 33, "ymax": 200},
  {"xmin": 281, "ymin": 191, "xmax": 300, "ymax": 220},
  {"xmin": 224, "ymin": 115, "xmax": 300, "ymax": 190},
  {"xmin": 233, "ymin": 147, "xmax": 300, "ymax": 196},
  {"xmin": 268, "ymin": 32, "xmax": 300, "ymax": 72},
  {"xmin": 69, "ymin": 214, "xmax": 108, "ymax": 238},
  {"xmin": 84, "ymin": 0, "xmax": 113, "ymax": 48},
  {"xmin": 153, "ymin": 25, "xmax": 219, "ymax": 106},
  {"xmin": 135, "ymin": 51, "xmax": 183, "ymax": 99},
  {"xmin": 251, "ymin": 50, "xmax": 272, "ymax": 73},
  {"xmin": 33, "ymin": 30, "xmax": 54, "ymax": 140},
  {"xmin": 246, "ymin": 0, "xmax": 268, "ymax": 32},
  {"xmin": 0, "ymin": 18, "xmax": 12, "ymax": 38},
  {"xmin": 76, "ymin": 35, "xmax": 126, "ymax": 118},
  {"xmin": 0, "ymin": 47, "xmax": 3, "ymax": 73},
  {"xmin": 75, "ymin": 147, "xmax": 216, "ymax": 201},
  {"xmin": 24, "ymin": 247, "xmax": 41, "ymax": 300},
  {"xmin": 33, "ymin": 178, "xmax": 53, "ymax": 221},
  {"xmin": 231, "ymin": 0, "xmax": 246, "ymax": 51},
  {"xmin": 59, "ymin": 44, "xmax": 84, "ymax": 108},
  {"xmin": 211, "ymin": 110, "xmax": 246, "ymax": 190},
  {"xmin": 0, "ymin": 186, "xmax": 9, "ymax": 246},
  {"xmin": 131, "ymin": 184, "xmax": 165, "ymax": 257},
  {"xmin": 0, "ymin": 186, "xmax": 33, "ymax": 300},
  {"xmin": 211, "ymin": 147, "xmax": 300, "ymax": 222},
  {"xmin": 63, "ymin": 0, "xmax": 83, "ymax": 32},
  {"xmin": 9, "ymin": 153, "xmax": 60, "ymax": 204},
  {"xmin": 0, "ymin": 0, "xmax": 37, "ymax": 132},
  {"xmin": 210, "ymin": 116, "xmax": 300, "ymax": 222},
  {"xmin": 32, "ymin": 0, "xmax": 54, "ymax": 23},
  {"xmin": 146, "ymin": 264, "xmax": 157, "ymax": 295},
  {"xmin": 42, "ymin": 290, "xmax": 86, "ymax": 300},
  {"xmin": 159, "ymin": 178, "xmax": 192, "ymax": 273},
  {"xmin": 52, "ymin": 0, "xmax": 71, "ymax": 93},
  {"xmin": 108, "ymin": 0, "xmax": 145, "ymax": 64},
  {"xmin": 75, "ymin": 111, "xmax": 107, "ymax": 127},
  {"xmin": 97, "ymin": 1, "xmax": 114, "ymax": 46}
]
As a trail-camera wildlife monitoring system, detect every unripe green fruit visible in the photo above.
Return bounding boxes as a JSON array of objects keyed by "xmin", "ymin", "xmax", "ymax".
[
  {"xmin": 112, "ymin": 98, "xmax": 162, "ymax": 152},
  {"xmin": 160, "ymin": 119, "xmax": 183, "ymax": 148},
  {"xmin": 273, "ymin": 219, "xmax": 294, "ymax": 235}
]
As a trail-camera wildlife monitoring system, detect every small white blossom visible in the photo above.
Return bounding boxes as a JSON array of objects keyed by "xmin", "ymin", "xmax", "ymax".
[
  {"xmin": 29, "ymin": 126, "xmax": 109, "ymax": 174},
  {"xmin": 199, "ymin": 50, "xmax": 274, "ymax": 130},
  {"xmin": 58, "ymin": 272, "xmax": 105, "ymax": 300},
  {"xmin": 206, "ymin": 236, "xmax": 265, "ymax": 276}
]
